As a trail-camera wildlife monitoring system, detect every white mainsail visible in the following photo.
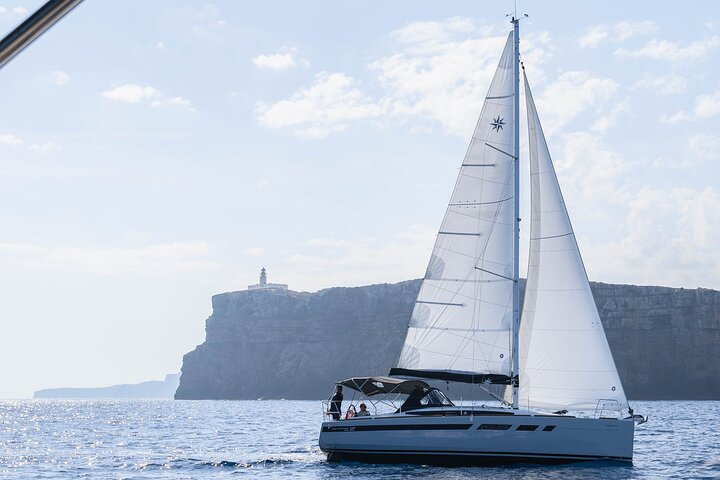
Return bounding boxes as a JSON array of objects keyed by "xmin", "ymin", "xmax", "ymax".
[
  {"xmin": 516, "ymin": 69, "xmax": 628, "ymax": 411},
  {"xmin": 393, "ymin": 32, "xmax": 517, "ymax": 383}
]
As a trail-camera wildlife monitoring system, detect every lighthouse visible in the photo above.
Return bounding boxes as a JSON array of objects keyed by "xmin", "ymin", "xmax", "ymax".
[{"xmin": 247, "ymin": 267, "xmax": 288, "ymax": 291}]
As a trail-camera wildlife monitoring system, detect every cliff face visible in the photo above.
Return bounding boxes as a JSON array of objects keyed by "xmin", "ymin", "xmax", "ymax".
[{"xmin": 175, "ymin": 280, "xmax": 720, "ymax": 400}]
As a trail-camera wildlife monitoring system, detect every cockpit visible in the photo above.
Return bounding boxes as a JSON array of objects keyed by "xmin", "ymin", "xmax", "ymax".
[
  {"xmin": 396, "ymin": 386, "xmax": 454, "ymax": 413},
  {"xmin": 323, "ymin": 376, "xmax": 458, "ymax": 420}
]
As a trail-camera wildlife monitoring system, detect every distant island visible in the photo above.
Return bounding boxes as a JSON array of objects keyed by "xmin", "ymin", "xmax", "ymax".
[
  {"xmin": 176, "ymin": 277, "xmax": 720, "ymax": 401},
  {"xmin": 33, "ymin": 373, "xmax": 180, "ymax": 399}
]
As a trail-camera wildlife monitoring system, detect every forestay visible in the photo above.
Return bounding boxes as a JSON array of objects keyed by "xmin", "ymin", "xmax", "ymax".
[
  {"xmin": 392, "ymin": 32, "xmax": 517, "ymax": 385},
  {"xmin": 515, "ymin": 70, "xmax": 628, "ymax": 411}
]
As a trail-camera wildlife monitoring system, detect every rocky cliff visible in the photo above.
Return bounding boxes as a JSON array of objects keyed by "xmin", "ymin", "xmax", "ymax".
[{"xmin": 175, "ymin": 281, "xmax": 720, "ymax": 400}]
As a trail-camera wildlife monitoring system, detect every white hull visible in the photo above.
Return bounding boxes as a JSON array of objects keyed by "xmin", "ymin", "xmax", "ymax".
[{"xmin": 319, "ymin": 408, "xmax": 635, "ymax": 465}]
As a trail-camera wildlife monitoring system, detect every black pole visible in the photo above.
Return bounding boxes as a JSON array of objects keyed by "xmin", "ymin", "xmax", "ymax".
[{"xmin": 0, "ymin": 0, "xmax": 85, "ymax": 70}]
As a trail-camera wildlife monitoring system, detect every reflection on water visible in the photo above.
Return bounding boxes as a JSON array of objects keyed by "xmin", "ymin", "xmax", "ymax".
[{"xmin": 0, "ymin": 400, "xmax": 717, "ymax": 479}]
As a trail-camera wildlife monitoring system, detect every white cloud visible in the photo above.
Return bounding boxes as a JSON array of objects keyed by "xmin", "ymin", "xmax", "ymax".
[
  {"xmin": 0, "ymin": 133, "xmax": 23, "ymax": 146},
  {"xmin": 48, "ymin": 70, "xmax": 69, "ymax": 86},
  {"xmin": 584, "ymin": 187, "xmax": 720, "ymax": 289},
  {"xmin": 661, "ymin": 85, "xmax": 720, "ymax": 123},
  {"xmin": 0, "ymin": 6, "xmax": 27, "ymax": 16},
  {"xmin": 102, "ymin": 84, "xmax": 159, "ymax": 103},
  {"xmin": 101, "ymin": 84, "xmax": 192, "ymax": 110},
  {"xmin": 255, "ymin": 17, "xmax": 554, "ymax": 139},
  {"xmin": 579, "ymin": 25, "xmax": 608, "ymax": 49},
  {"xmin": 390, "ymin": 16, "xmax": 477, "ymax": 51},
  {"xmin": 283, "ymin": 225, "xmax": 436, "ymax": 290},
  {"xmin": 171, "ymin": 5, "xmax": 226, "ymax": 41},
  {"xmin": 0, "ymin": 241, "xmax": 216, "ymax": 276},
  {"xmin": 244, "ymin": 246, "xmax": 265, "ymax": 257},
  {"xmin": 29, "ymin": 141, "xmax": 60, "ymax": 154},
  {"xmin": 615, "ymin": 36, "xmax": 720, "ymax": 63},
  {"xmin": 686, "ymin": 133, "xmax": 720, "ymax": 162},
  {"xmin": 252, "ymin": 53, "xmax": 295, "ymax": 70},
  {"xmin": 579, "ymin": 21, "xmax": 657, "ymax": 48},
  {"xmin": 252, "ymin": 46, "xmax": 308, "ymax": 70},
  {"xmin": 545, "ymin": 130, "xmax": 720, "ymax": 289},
  {"xmin": 370, "ymin": 28, "xmax": 505, "ymax": 137},
  {"xmin": 654, "ymin": 134, "xmax": 720, "ymax": 169},
  {"xmin": 591, "ymin": 100, "xmax": 630, "ymax": 133},
  {"xmin": 633, "ymin": 73, "xmax": 686, "ymax": 95},
  {"xmin": 556, "ymin": 132, "xmax": 631, "ymax": 207},
  {"xmin": 369, "ymin": 18, "xmax": 553, "ymax": 137},
  {"xmin": 613, "ymin": 21, "xmax": 657, "ymax": 41},
  {"xmin": 255, "ymin": 72, "xmax": 385, "ymax": 138},
  {"xmin": 539, "ymin": 131, "xmax": 720, "ymax": 289},
  {"xmin": 536, "ymin": 71, "xmax": 619, "ymax": 135},
  {"xmin": 255, "ymin": 179, "xmax": 269, "ymax": 189}
]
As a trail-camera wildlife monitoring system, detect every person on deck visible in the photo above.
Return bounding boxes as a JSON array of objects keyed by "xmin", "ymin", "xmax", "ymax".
[
  {"xmin": 357, "ymin": 403, "xmax": 370, "ymax": 416},
  {"xmin": 328, "ymin": 385, "xmax": 343, "ymax": 420}
]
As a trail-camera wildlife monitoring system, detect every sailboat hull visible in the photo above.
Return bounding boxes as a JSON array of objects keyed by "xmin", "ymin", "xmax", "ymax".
[{"xmin": 319, "ymin": 410, "xmax": 635, "ymax": 465}]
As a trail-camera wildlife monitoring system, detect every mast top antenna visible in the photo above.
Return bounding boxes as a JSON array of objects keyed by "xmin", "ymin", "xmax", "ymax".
[{"xmin": 506, "ymin": 12, "xmax": 529, "ymax": 22}]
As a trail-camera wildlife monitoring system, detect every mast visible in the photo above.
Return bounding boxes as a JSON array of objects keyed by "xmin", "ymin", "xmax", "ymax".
[{"xmin": 511, "ymin": 16, "xmax": 520, "ymax": 410}]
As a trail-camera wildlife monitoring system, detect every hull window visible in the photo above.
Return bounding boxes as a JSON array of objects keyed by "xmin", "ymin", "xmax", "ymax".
[{"xmin": 478, "ymin": 424, "xmax": 512, "ymax": 431}]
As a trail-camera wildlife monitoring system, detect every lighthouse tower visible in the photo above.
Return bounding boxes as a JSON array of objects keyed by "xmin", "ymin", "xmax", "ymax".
[{"xmin": 247, "ymin": 267, "xmax": 288, "ymax": 291}]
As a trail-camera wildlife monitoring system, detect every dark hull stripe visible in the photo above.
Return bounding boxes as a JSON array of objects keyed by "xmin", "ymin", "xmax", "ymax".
[
  {"xmin": 323, "ymin": 448, "xmax": 632, "ymax": 466},
  {"xmin": 322, "ymin": 423, "xmax": 472, "ymax": 432}
]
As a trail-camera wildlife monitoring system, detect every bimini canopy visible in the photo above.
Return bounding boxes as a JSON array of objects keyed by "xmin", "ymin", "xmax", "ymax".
[{"xmin": 338, "ymin": 376, "xmax": 430, "ymax": 396}]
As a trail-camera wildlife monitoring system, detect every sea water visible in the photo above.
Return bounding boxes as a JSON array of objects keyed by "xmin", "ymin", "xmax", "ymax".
[{"xmin": 0, "ymin": 400, "xmax": 717, "ymax": 479}]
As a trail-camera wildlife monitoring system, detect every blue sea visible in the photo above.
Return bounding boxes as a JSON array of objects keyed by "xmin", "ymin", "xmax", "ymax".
[{"xmin": 1, "ymin": 400, "xmax": 718, "ymax": 479}]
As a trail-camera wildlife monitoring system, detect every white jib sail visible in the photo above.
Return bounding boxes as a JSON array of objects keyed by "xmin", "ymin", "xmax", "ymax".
[
  {"xmin": 517, "ymin": 70, "xmax": 628, "ymax": 411},
  {"xmin": 395, "ymin": 33, "xmax": 517, "ymax": 381}
]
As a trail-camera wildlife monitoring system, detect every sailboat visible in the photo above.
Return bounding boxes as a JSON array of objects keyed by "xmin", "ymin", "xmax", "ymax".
[{"xmin": 318, "ymin": 17, "xmax": 646, "ymax": 465}]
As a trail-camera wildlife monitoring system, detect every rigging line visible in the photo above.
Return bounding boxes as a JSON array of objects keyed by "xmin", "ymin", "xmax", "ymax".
[
  {"xmin": 521, "ymin": 384, "xmax": 623, "ymax": 392},
  {"xmin": 458, "ymin": 172, "xmax": 508, "ymax": 185},
  {"xmin": 424, "ymin": 283, "xmax": 513, "ymax": 309},
  {"xmin": 418, "ymin": 344, "xmax": 508, "ymax": 360},
  {"xmin": 434, "ymin": 245, "xmax": 483, "ymax": 261},
  {"xmin": 425, "ymin": 278, "xmax": 507, "ymax": 284},
  {"xmin": 471, "ymin": 137, "xmax": 514, "ymax": 150},
  {"xmin": 424, "ymin": 277, "xmax": 506, "ymax": 284},
  {"xmin": 410, "ymin": 324, "xmax": 508, "ymax": 333},
  {"xmin": 438, "ymin": 327, "xmax": 510, "ymax": 348},
  {"xmin": 529, "ymin": 169, "xmax": 557, "ymax": 176},
  {"xmin": 449, "ymin": 197, "xmax": 512, "ymax": 206},
  {"xmin": 485, "ymin": 142, "xmax": 518, "ymax": 159},
  {"xmin": 530, "ymin": 232, "xmax": 574, "ymax": 240},
  {"xmin": 524, "ymin": 367, "xmax": 620, "ymax": 373},
  {"xmin": 435, "ymin": 245, "xmax": 514, "ymax": 265},
  {"xmin": 462, "ymin": 163, "xmax": 496, "ymax": 167},
  {"xmin": 416, "ymin": 300, "xmax": 464, "ymax": 307},
  {"xmin": 446, "ymin": 209, "xmax": 514, "ymax": 225},
  {"xmin": 438, "ymin": 231, "xmax": 484, "ymax": 236},
  {"xmin": 475, "ymin": 267, "xmax": 516, "ymax": 282},
  {"xmin": 486, "ymin": 94, "xmax": 513, "ymax": 99},
  {"xmin": 415, "ymin": 329, "xmax": 512, "ymax": 349}
]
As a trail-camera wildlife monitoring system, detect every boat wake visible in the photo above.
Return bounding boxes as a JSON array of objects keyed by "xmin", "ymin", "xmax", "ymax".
[{"xmin": 137, "ymin": 451, "xmax": 326, "ymax": 472}]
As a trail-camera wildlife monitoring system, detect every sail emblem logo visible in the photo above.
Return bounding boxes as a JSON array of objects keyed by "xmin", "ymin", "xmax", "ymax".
[{"xmin": 490, "ymin": 116, "xmax": 505, "ymax": 132}]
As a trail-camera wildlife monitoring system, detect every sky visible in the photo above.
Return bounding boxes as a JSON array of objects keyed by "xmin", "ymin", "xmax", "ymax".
[{"xmin": 0, "ymin": 0, "xmax": 718, "ymax": 397}]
